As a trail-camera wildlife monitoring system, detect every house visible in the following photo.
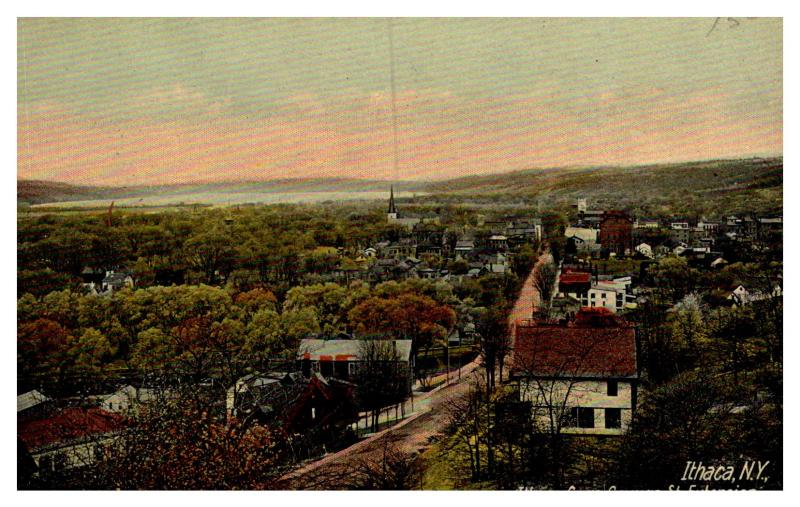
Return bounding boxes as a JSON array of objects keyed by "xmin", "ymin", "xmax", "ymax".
[
  {"xmin": 635, "ymin": 242, "xmax": 654, "ymax": 259},
  {"xmin": 101, "ymin": 271, "xmax": 134, "ymax": 293},
  {"xmin": 510, "ymin": 308, "xmax": 638, "ymax": 435},
  {"xmin": 488, "ymin": 235, "xmax": 509, "ymax": 251},
  {"xmin": 18, "ymin": 390, "xmax": 52, "ymax": 421},
  {"xmin": 757, "ymin": 217, "xmax": 783, "ymax": 240},
  {"xmin": 577, "ymin": 209, "xmax": 605, "ymax": 228},
  {"xmin": 592, "ymin": 278, "xmax": 636, "ymax": 313},
  {"xmin": 558, "ymin": 270, "xmax": 592, "ymax": 299},
  {"xmin": 18, "ymin": 407, "xmax": 124, "ymax": 477},
  {"xmin": 599, "ymin": 211, "xmax": 633, "ymax": 256},
  {"xmin": 697, "ymin": 219, "xmax": 720, "ymax": 234},
  {"xmin": 548, "ymin": 295, "xmax": 581, "ymax": 321},
  {"xmin": 633, "ymin": 218, "xmax": 660, "ymax": 229},
  {"xmin": 454, "ymin": 239, "xmax": 475, "ymax": 257},
  {"xmin": 507, "ymin": 219, "xmax": 543, "ymax": 243},
  {"xmin": 385, "ymin": 239, "xmax": 417, "ymax": 259},
  {"xmin": 297, "ymin": 339, "xmax": 414, "ymax": 383},
  {"xmin": 99, "ymin": 385, "xmax": 165, "ymax": 413},
  {"xmin": 565, "ymin": 227, "xmax": 599, "ymax": 254},
  {"xmin": 669, "ymin": 222, "xmax": 692, "ymax": 243},
  {"xmin": 483, "ymin": 252, "xmax": 509, "ymax": 275},
  {"xmin": 728, "ymin": 284, "xmax": 782, "ymax": 306},
  {"xmin": 226, "ymin": 371, "xmax": 305, "ymax": 421}
]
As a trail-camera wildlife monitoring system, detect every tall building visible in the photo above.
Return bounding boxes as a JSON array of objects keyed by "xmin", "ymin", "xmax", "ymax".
[
  {"xmin": 387, "ymin": 185, "xmax": 398, "ymax": 221},
  {"xmin": 599, "ymin": 211, "xmax": 633, "ymax": 255},
  {"xmin": 387, "ymin": 186, "xmax": 421, "ymax": 229}
]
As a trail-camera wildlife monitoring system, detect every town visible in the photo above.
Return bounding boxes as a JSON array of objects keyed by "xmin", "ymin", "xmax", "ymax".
[{"xmin": 17, "ymin": 181, "xmax": 783, "ymax": 489}]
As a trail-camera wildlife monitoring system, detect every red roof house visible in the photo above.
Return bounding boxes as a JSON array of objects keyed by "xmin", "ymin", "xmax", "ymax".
[
  {"xmin": 558, "ymin": 270, "xmax": 592, "ymax": 295},
  {"xmin": 512, "ymin": 308, "xmax": 637, "ymax": 379},
  {"xmin": 18, "ymin": 407, "xmax": 125, "ymax": 452}
]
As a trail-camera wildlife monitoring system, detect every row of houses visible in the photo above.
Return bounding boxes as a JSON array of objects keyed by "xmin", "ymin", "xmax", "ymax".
[
  {"xmin": 18, "ymin": 338, "xmax": 417, "ymax": 480},
  {"xmin": 568, "ymin": 199, "xmax": 782, "ymax": 259}
]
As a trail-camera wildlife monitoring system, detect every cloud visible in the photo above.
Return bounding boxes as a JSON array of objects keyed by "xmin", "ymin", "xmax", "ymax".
[{"xmin": 18, "ymin": 84, "xmax": 782, "ymax": 186}]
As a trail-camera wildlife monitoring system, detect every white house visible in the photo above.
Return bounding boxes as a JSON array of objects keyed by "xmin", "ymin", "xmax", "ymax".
[
  {"xmin": 511, "ymin": 309, "xmax": 638, "ymax": 436},
  {"xmin": 18, "ymin": 407, "xmax": 123, "ymax": 477},
  {"xmin": 728, "ymin": 284, "xmax": 782, "ymax": 306},
  {"xmin": 99, "ymin": 385, "xmax": 163, "ymax": 413},
  {"xmin": 101, "ymin": 271, "xmax": 134, "ymax": 294},
  {"xmin": 18, "ymin": 390, "xmax": 51, "ymax": 420},
  {"xmin": 565, "ymin": 227, "xmax": 599, "ymax": 253},
  {"xmin": 635, "ymin": 242, "xmax": 654, "ymax": 259}
]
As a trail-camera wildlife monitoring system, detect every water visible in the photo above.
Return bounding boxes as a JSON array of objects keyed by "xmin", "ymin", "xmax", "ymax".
[{"xmin": 32, "ymin": 190, "xmax": 422, "ymax": 208}]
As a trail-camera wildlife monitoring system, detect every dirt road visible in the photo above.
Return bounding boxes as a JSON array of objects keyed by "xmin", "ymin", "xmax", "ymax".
[{"xmin": 278, "ymin": 260, "xmax": 543, "ymax": 489}]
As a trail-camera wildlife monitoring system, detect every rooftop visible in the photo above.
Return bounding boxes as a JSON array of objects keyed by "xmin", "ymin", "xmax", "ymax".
[
  {"xmin": 298, "ymin": 339, "xmax": 413, "ymax": 362},
  {"xmin": 512, "ymin": 308, "xmax": 637, "ymax": 379},
  {"xmin": 18, "ymin": 407, "xmax": 124, "ymax": 450}
]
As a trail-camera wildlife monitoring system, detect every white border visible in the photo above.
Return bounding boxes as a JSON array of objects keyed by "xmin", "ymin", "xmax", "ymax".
[{"xmin": 2, "ymin": 2, "xmax": 793, "ymax": 506}]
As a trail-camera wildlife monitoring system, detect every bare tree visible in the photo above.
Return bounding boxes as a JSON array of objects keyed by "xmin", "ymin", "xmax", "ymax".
[
  {"xmin": 512, "ymin": 320, "xmax": 635, "ymax": 488},
  {"xmin": 532, "ymin": 255, "xmax": 557, "ymax": 319},
  {"xmin": 355, "ymin": 340, "xmax": 409, "ymax": 433}
]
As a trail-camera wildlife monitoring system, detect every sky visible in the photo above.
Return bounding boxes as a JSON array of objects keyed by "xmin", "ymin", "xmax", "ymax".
[{"xmin": 18, "ymin": 18, "xmax": 782, "ymax": 186}]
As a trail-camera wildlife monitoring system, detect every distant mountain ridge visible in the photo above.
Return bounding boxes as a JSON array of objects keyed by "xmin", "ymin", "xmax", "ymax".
[
  {"xmin": 17, "ymin": 178, "xmax": 428, "ymax": 206},
  {"xmin": 19, "ymin": 157, "xmax": 782, "ymax": 211}
]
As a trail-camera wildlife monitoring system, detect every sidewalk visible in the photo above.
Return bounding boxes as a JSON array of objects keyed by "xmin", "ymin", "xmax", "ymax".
[
  {"xmin": 281, "ymin": 359, "xmax": 480, "ymax": 483},
  {"xmin": 352, "ymin": 361, "xmax": 480, "ymax": 436}
]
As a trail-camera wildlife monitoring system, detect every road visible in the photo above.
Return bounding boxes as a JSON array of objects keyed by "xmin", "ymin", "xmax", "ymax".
[{"xmin": 278, "ymin": 261, "xmax": 543, "ymax": 490}]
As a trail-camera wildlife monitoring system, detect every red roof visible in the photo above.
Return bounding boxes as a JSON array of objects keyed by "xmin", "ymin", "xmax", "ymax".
[
  {"xmin": 559, "ymin": 271, "xmax": 591, "ymax": 284},
  {"xmin": 18, "ymin": 407, "xmax": 124, "ymax": 450},
  {"xmin": 512, "ymin": 313, "xmax": 637, "ymax": 379}
]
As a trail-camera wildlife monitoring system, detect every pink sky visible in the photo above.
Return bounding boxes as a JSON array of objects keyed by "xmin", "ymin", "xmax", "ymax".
[{"xmin": 18, "ymin": 84, "xmax": 782, "ymax": 186}]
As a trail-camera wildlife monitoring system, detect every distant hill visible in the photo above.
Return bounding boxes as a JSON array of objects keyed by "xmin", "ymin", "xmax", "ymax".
[
  {"xmin": 17, "ymin": 178, "xmax": 427, "ymax": 207},
  {"xmin": 19, "ymin": 157, "xmax": 782, "ymax": 216},
  {"xmin": 420, "ymin": 157, "xmax": 783, "ymax": 216},
  {"xmin": 17, "ymin": 180, "xmax": 123, "ymax": 206}
]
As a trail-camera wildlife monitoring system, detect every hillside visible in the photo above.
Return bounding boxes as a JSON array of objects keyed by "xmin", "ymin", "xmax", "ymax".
[
  {"xmin": 17, "ymin": 180, "xmax": 121, "ymax": 206},
  {"xmin": 19, "ymin": 158, "xmax": 782, "ymax": 217},
  {"xmin": 420, "ymin": 157, "xmax": 783, "ymax": 217},
  {"xmin": 17, "ymin": 178, "xmax": 428, "ymax": 207}
]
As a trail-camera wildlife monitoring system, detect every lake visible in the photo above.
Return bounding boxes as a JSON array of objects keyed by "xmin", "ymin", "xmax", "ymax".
[{"xmin": 31, "ymin": 190, "xmax": 423, "ymax": 209}]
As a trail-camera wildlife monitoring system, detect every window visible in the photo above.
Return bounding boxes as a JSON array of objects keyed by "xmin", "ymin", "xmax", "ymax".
[
  {"xmin": 607, "ymin": 380, "xmax": 618, "ymax": 396},
  {"xmin": 563, "ymin": 408, "xmax": 578, "ymax": 428},
  {"xmin": 578, "ymin": 407, "xmax": 595, "ymax": 428},
  {"xmin": 320, "ymin": 361, "xmax": 334, "ymax": 378},
  {"xmin": 605, "ymin": 408, "xmax": 621, "ymax": 429},
  {"xmin": 38, "ymin": 454, "xmax": 53, "ymax": 473},
  {"xmin": 54, "ymin": 452, "xmax": 67, "ymax": 470},
  {"xmin": 564, "ymin": 407, "xmax": 595, "ymax": 428},
  {"xmin": 93, "ymin": 444, "xmax": 106, "ymax": 462}
]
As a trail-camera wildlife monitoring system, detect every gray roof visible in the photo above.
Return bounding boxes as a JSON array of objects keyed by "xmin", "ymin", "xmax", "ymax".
[
  {"xmin": 18, "ymin": 390, "xmax": 50, "ymax": 412},
  {"xmin": 103, "ymin": 272, "xmax": 131, "ymax": 283},
  {"xmin": 298, "ymin": 339, "xmax": 413, "ymax": 362}
]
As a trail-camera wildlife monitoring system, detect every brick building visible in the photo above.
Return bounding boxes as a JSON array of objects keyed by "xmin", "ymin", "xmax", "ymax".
[{"xmin": 599, "ymin": 211, "xmax": 633, "ymax": 255}]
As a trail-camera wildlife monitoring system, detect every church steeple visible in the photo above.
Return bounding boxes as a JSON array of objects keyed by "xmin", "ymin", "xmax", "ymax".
[
  {"xmin": 387, "ymin": 185, "xmax": 398, "ymax": 222},
  {"xmin": 388, "ymin": 185, "xmax": 398, "ymax": 214}
]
